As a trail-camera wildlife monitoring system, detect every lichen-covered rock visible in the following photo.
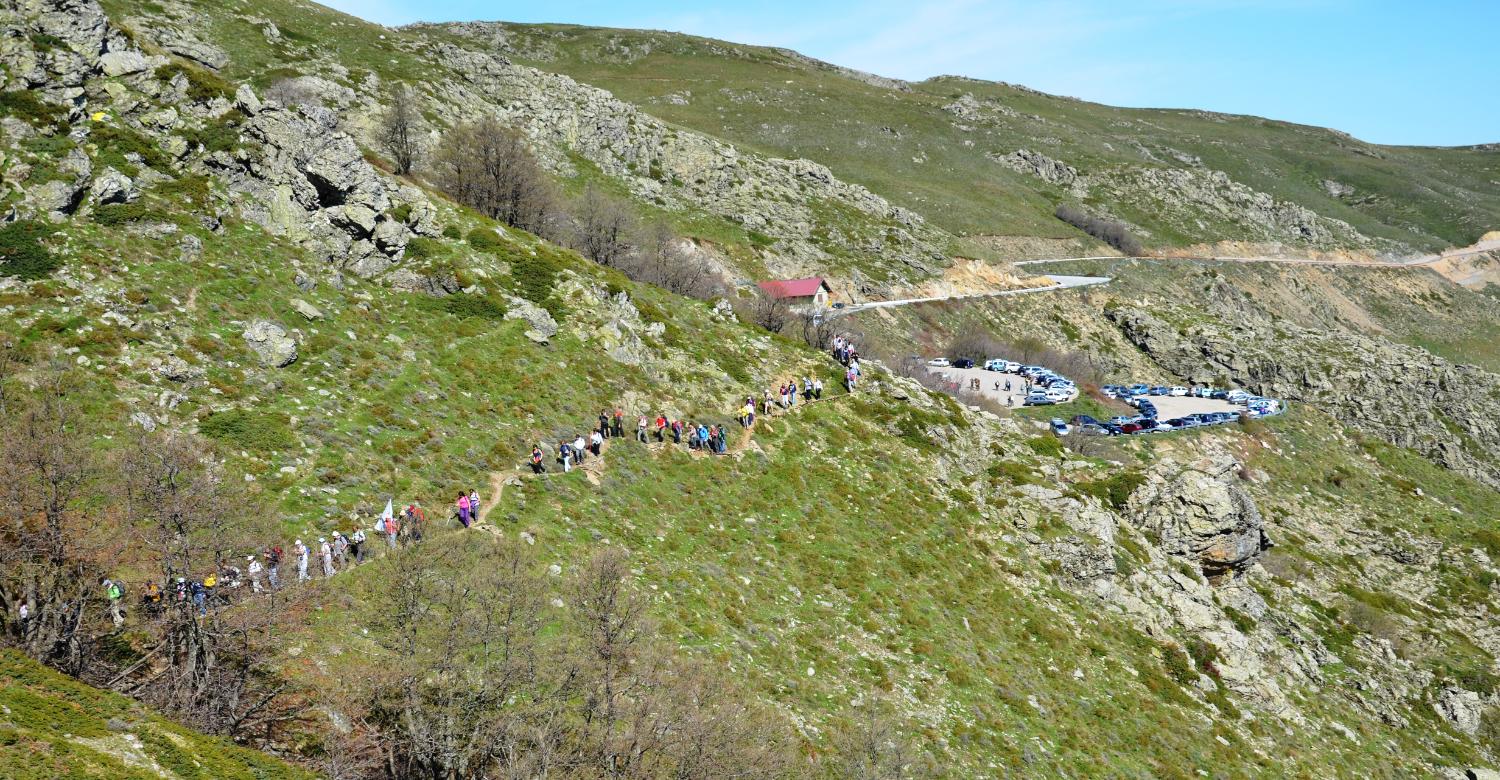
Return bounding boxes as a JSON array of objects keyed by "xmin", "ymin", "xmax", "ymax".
[
  {"xmin": 242, "ymin": 319, "xmax": 298, "ymax": 367},
  {"xmin": 89, "ymin": 167, "xmax": 135, "ymax": 204},
  {"xmin": 1128, "ymin": 454, "xmax": 1270, "ymax": 583},
  {"xmin": 501, "ymin": 295, "xmax": 558, "ymax": 344}
]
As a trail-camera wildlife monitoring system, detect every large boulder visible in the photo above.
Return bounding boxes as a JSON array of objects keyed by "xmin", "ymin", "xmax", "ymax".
[
  {"xmin": 242, "ymin": 320, "xmax": 298, "ymax": 368},
  {"xmin": 89, "ymin": 167, "xmax": 135, "ymax": 204},
  {"xmin": 1128, "ymin": 455, "xmax": 1270, "ymax": 583},
  {"xmin": 502, "ymin": 295, "xmax": 558, "ymax": 344}
]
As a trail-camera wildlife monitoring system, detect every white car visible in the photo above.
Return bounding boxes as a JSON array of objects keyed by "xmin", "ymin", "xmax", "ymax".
[
  {"xmin": 1226, "ymin": 390, "xmax": 1251, "ymax": 404},
  {"xmin": 928, "ymin": 358, "xmax": 950, "ymax": 368},
  {"xmin": 1044, "ymin": 386, "xmax": 1074, "ymax": 402},
  {"xmin": 1003, "ymin": 361, "xmax": 1021, "ymax": 373},
  {"xmin": 1169, "ymin": 386, "xmax": 1189, "ymax": 397}
]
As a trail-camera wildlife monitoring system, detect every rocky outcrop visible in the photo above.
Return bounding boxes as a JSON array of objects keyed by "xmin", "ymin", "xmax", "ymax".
[
  {"xmin": 242, "ymin": 320, "xmax": 298, "ymax": 368},
  {"xmin": 1108, "ymin": 304, "xmax": 1500, "ymax": 487},
  {"xmin": 501, "ymin": 295, "xmax": 558, "ymax": 344},
  {"xmin": 1084, "ymin": 166, "xmax": 1382, "ymax": 250},
  {"xmin": 401, "ymin": 32, "xmax": 950, "ymax": 291},
  {"xmin": 990, "ymin": 149, "xmax": 1080, "ymax": 190},
  {"xmin": 1128, "ymin": 455, "xmax": 1270, "ymax": 583},
  {"xmin": 214, "ymin": 98, "xmax": 419, "ymax": 278}
]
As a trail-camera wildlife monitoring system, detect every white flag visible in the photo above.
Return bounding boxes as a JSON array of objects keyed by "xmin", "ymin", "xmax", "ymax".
[{"xmin": 381, "ymin": 498, "xmax": 394, "ymax": 522}]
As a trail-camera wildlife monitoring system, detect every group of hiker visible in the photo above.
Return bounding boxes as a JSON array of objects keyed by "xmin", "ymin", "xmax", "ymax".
[
  {"xmin": 833, "ymin": 335, "xmax": 862, "ymax": 391},
  {"xmin": 81, "ymin": 494, "xmax": 485, "ymax": 631}
]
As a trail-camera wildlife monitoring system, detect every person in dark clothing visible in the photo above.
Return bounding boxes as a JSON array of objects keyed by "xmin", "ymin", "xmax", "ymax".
[
  {"xmin": 530, "ymin": 445, "xmax": 546, "ymax": 474},
  {"xmin": 672, "ymin": 419, "xmax": 683, "ymax": 444},
  {"xmin": 598, "ymin": 411, "xmax": 611, "ymax": 439},
  {"xmin": 612, "ymin": 409, "xmax": 624, "ymax": 438}
]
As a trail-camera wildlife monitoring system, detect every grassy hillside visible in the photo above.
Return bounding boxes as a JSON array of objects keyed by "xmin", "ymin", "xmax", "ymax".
[
  {"xmin": 0, "ymin": 650, "xmax": 313, "ymax": 780},
  {"xmin": 7, "ymin": 0, "xmax": 1500, "ymax": 776},
  {"xmin": 447, "ymin": 23, "xmax": 1500, "ymax": 252}
]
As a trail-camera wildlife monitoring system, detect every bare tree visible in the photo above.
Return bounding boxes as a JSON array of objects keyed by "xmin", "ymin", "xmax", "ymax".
[
  {"xmin": 799, "ymin": 311, "xmax": 837, "ymax": 351},
  {"xmin": 263, "ymin": 77, "xmax": 324, "ymax": 110},
  {"xmin": 379, "ymin": 85, "xmax": 422, "ymax": 176},
  {"xmin": 825, "ymin": 699, "xmax": 931, "ymax": 780},
  {"xmin": 743, "ymin": 289, "xmax": 792, "ymax": 334},
  {"xmin": 621, "ymin": 220, "xmax": 726, "ymax": 300},
  {"xmin": 0, "ymin": 370, "xmax": 109, "ymax": 673},
  {"xmin": 568, "ymin": 184, "xmax": 636, "ymax": 268},
  {"xmin": 118, "ymin": 431, "xmax": 288, "ymax": 736},
  {"xmin": 432, "ymin": 118, "xmax": 557, "ymax": 237}
]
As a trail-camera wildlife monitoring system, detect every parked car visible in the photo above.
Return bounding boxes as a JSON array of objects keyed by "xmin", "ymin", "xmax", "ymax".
[
  {"xmin": 1050, "ymin": 418, "xmax": 1071, "ymax": 436},
  {"xmin": 1109, "ymin": 416, "xmax": 1136, "ymax": 426},
  {"xmin": 951, "ymin": 358, "xmax": 975, "ymax": 369},
  {"xmin": 1125, "ymin": 384, "xmax": 1150, "ymax": 397},
  {"xmin": 1100, "ymin": 385, "xmax": 1123, "ymax": 398},
  {"xmin": 1121, "ymin": 421, "xmax": 1147, "ymax": 434},
  {"xmin": 1210, "ymin": 389, "xmax": 1230, "ymax": 400},
  {"xmin": 1071, "ymin": 415, "xmax": 1100, "ymax": 426},
  {"xmin": 983, "ymin": 359, "xmax": 1006, "ymax": 372},
  {"xmin": 1227, "ymin": 390, "xmax": 1251, "ymax": 404},
  {"xmin": 1044, "ymin": 387, "xmax": 1074, "ymax": 403},
  {"xmin": 1149, "ymin": 420, "xmax": 1175, "ymax": 433},
  {"xmin": 1149, "ymin": 386, "xmax": 1170, "ymax": 396},
  {"xmin": 1025, "ymin": 392, "xmax": 1054, "ymax": 406},
  {"xmin": 1169, "ymin": 386, "xmax": 1189, "ymax": 397},
  {"xmin": 928, "ymin": 358, "xmax": 950, "ymax": 367}
]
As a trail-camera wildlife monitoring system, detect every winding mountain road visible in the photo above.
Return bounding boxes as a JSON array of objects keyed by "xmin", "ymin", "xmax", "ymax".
[{"xmin": 833, "ymin": 274, "xmax": 1112, "ymax": 316}]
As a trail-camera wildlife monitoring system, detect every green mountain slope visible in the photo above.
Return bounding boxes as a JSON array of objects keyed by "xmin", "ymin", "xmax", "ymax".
[
  {"xmin": 0, "ymin": 650, "xmax": 313, "ymax": 780},
  {"xmin": 4, "ymin": 1, "xmax": 1500, "ymax": 777},
  {"xmin": 436, "ymin": 22, "xmax": 1500, "ymax": 254}
]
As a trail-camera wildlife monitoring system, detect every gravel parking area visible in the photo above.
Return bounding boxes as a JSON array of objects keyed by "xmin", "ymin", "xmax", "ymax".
[
  {"xmin": 927, "ymin": 366, "xmax": 1052, "ymax": 408},
  {"xmin": 1139, "ymin": 395, "xmax": 1240, "ymax": 418}
]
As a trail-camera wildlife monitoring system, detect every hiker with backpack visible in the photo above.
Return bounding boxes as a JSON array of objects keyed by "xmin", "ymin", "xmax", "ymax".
[
  {"xmin": 654, "ymin": 414, "xmax": 668, "ymax": 442},
  {"xmin": 247, "ymin": 555, "xmax": 264, "ymax": 593},
  {"xmin": 573, "ymin": 433, "xmax": 589, "ymax": 464},
  {"xmin": 407, "ymin": 502, "xmax": 426, "ymax": 542},
  {"xmin": 103, "ymin": 578, "xmax": 125, "ymax": 627},
  {"xmin": 351, "ymin": 528, "xmax": 366, "ymax": 563},
  {"xmin": 560, "ymin": 440, "xmax": 574, "ymax": 472},
  {"xmin": 672, "ymin": 418, "xmax": 684, "ymax": 444},
  {"xmin": 383, "ymin": 514, "xmax": 399, "ymax": 551},
  {"xmin": 636, "ymin": 415, "xmax": 649, "ymax": 443},
  {"xmin": 598, "ymin": 410, "xmax": 611, "ymax": 440},
  {"xmin": 266, "ymin": 545, "xmax": 282, "ymax": 589},
  {"xmin": 295, "ymin": 539, "xmax": 310, "ymax": 580},
  {"xmin": 530, "ymin": 444, "xmax": 546, "ymax": 474},
  {"xmin": 589, "ymin": 429, "xmax": 604, "ymax": 456},
  {"xmin": 318, "ymin": 538, "xmax": 335, "ymax": 578}
]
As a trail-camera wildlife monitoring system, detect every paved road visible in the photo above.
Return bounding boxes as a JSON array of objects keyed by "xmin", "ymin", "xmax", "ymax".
[
  {"xmin": 834, "ymin": 274, "xmax": 1111, "ymax": 316},
  {"xmin": 1011, "ymin": 250, "xmax": 1478, "ymax": 269}
]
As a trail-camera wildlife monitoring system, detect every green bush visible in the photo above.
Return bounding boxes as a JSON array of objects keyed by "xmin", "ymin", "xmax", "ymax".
[
  {"xmin": 1073, "ymin": 469, "xmax": 1146, "ymax": 509},
  {"xmin": 442, "ymin": 294, "xmax": 507, "ymax": 321},
  {"xmin": 0, "ymin": 90, "xmax": 66, "ymax": 129},
  {"xmin": 154, "ymin": 62, "xmax": 231, "ymax": 103},
  {"xmin": 510, "ymin": 250, "xmax": 560, "ymax": 305},
  {"xmin": 1025, "ymin": 436, "xmax": 1065, "ymax": 458},
  {"xmin": 441, "ymin": 224, "xmax": 462, "ymax": 240},
  {"xmin": 92, "ymin": 202, "xmax": 168, "ymax": 226},
  {"xmin": 404, "ymin": 237, "xmax": 443, "ymax": 260},
  {"xmin": 89, "ymin": 124, "xmax": 172, "ymax": 172},
  {"xmin": 199, "ymin": 408, "xmax": 296, "ymax": 451},
  {"xmin": 0, "ymin": 221, "xmax": 60, "ymax": 280},
  {"xmin": 156, "ymin": 175, "xmax": 211, "ymax": 206},
  {"xmin": 466, "ymin": 228, "xmax": 505, "ymax": 254},
  {"xmin": 1161, "ymin": 642, "xmax": 1196, "ymax": 686},
  {"xmin": 181, "ymin": 110, "xmax": 245, "ymax": 153}
]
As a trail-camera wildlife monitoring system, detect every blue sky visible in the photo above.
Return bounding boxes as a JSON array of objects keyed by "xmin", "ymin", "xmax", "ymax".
[{"xmin": 324, "ymin": 0, "xmax": 1498, "ymax": 147}]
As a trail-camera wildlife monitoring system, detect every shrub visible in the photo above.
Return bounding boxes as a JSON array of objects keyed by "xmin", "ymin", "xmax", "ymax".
[
  {"xmin": 404, "ymin": 237, "xmax": 443, "ymax": 260},
  {"xmin": 1161, "ymin": 642, "xmax": 1196, "ymax": 686},
  {"xmin": 510, "ymin": 250, "xmax": 559, "ymax": 305},
  {"xmin": 441, "ymin": 225, "xmax": 462, "ymax": 240},
  {"xmin": 466, "ymin": 227, "xmax": 506, "ymax": 254},
  {"xmin": 92, "ymin": 202, "xmax": 168, "ymax": 226},
  {"xmin": 1055, "ymin": 203, "xmax": 1144, "ymax": 255},
  {"xmin": 154, "ymin": 62, "xmax": 232, "ymax": 103},
  {"xmin": 156, "ymin": 174, "xmax": 211, "ymax": 206},
  {"xmin": 181, "ymin": 110, "xmax": 245, "ymax": 153},
  {"xmin": 89, "ymin": 124, "xmax": 172, "ymax": 171},
  {"xmin": 199, "ymin": 408, "xmax": 296, "ymax": 451},
  {"xmin": 443, "ymin": 294, "xmax": 507, "ymax": 321},
  {"xmin": 0, "ymin": 220, "xmax": 60, "ymax": 280},
  {"xmin": 0, "ymin": 90, "xmax": 67, "ymax": 129},
  {"xmin": 1073, "ymin": 469, "xmax": 1146, "ymax": 509},
  {"xmin": 1025, "ymin": 436, "xmax": 1064, "ymax": 458}
]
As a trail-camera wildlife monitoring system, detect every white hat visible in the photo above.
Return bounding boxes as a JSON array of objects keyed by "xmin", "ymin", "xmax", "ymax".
[{"xmin": 246, "ymin": 555, "xmax": 254, "ymax": 562}]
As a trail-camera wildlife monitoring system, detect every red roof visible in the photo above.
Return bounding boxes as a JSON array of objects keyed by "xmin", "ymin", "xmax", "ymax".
[{"xmin": 757, "ymin": 277, "xmax": 830, "ymax": 299}]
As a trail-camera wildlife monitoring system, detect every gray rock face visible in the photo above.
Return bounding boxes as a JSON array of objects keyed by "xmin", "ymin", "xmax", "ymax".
[
  {"xmin": 217, "ymin": 102, "xmax": 417, "ymax": 277},
  {"xmin": 178, "ymin": 233, "xmax": 202, "ymax": 262},
  {"xmin": 414, "ymin": 35, "xmax": 949, "ymax": 291},
  {"xmin": 992, "ymin": 148, "xmax": 1080, "ymax": 189},
  {"xmin": 89, "ymin": 167, "xmax": 135, "ymax": 204},
  {"xmin": 98, "ymin": 49, "xmax": 151, "ymax": 76},
  {"xmin": 1109, "ymin": 304, "xmax": 1500, "ymax": 488},
  {"xmin": 155, "ymin": 355, "xmax": 202, "ymax": 382},
  {"xmin": 1129, "ymin": 455, "xmax": 1270, "ymax": 583},
  {"xmin": 502, "ymin": 295, "xmax": 558, "ymax": 344},
  {"xmin": 29, "ymin": 179, "xmax": 85, "ymax": 215},
  {"xmin": 290, "ymin": 298, "xmax": 323, "ymax": 321},
  {"xmin": 242, "ymin": 320, "xmax": 298, "ymax": 367},
  {"xmin": 156, "ymin": 28, "xmax": 228, "ymax": 69},
  {"xmin": 1434, "ymin": 687, "xmax": 1484, "ymax": 736}
]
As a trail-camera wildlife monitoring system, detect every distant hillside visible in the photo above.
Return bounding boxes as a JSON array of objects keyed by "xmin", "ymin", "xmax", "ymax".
[{"xmin": 429, "ymin": 22, "xmax": 1500, "ymax": 256}]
